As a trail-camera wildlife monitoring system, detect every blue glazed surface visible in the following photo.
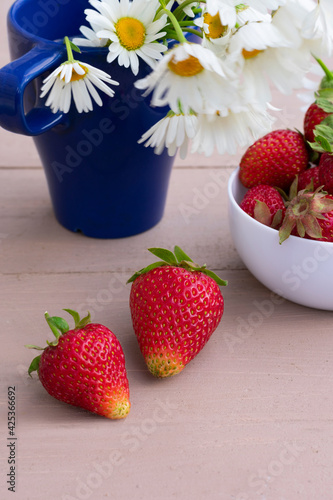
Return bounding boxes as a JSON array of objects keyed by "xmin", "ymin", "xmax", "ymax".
[{"xmin": 0, "ymin": 0, "xmax": 176, "ymax": 238}]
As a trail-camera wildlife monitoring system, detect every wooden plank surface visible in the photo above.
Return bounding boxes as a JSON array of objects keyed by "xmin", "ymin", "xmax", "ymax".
[
  {"xmin": 1, "ymin": 163, "xmax": 333, "ymax": 500},
  {"xmin": 1, "ymin": 2, "xmax": 333, "ymax": 500}
]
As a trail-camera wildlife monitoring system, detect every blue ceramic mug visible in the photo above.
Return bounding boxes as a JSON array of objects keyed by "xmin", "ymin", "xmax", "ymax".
[{"xmin": 0, "ymin": 0, "xmax": 175, "ymax": 238}]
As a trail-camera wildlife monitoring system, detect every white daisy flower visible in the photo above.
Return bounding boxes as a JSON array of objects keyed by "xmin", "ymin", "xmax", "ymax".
[
  {"xmin": 204, "ymin": 0, "xmax": 286, "ymax": 29},
  {"xmin": 72, "ymin": 23, "xmax": 108, "ymax": 47},
  {"xmin": 134, "ymin": 42, "xmax": 238, "ymax": 115},
  {"xmin": 138, "ymin": 112, "xmax": 198, "ymax": 159},
  {"xmin": 191, "ymin": 105, "xmax": 275, "ymax": 156},
  {"xmin": 302, "ymin": 0, "xmax": 333, "ymax": 56},
  {"xmin": 225, "ymin": 14, "xmax": 313, "ymax": 104},
  {"xmin": 83, "ymin": 0, "xmax": 168, "ymax": 76},
  {"xmin": 236, "ymin": 46, "xmax": 314, "ymax": 104},
  {"xmin": 176, "ymin": 1, "xmax": 198, "ymax": 18},
  {"xmin": 40, "ymin": 60, "xmax": 119, "ymax": 114},
  {"xmin": 236, "ymin": 6, "xmax": 271, "ymax": 24},
  {"xmin": 270, "ymin": 0, "xmax": 314, "ymax": 48},
  {"xmin": 196, "ymin": 9, "xmax": 231, "ymax": 40},
  {"xmin": 205, "ymin": 0, "xmax": 239, "ymax": 29},
  {"xmin": 246, "ymin": 0, "xmax": 286, "ymax": 14},
  {"xmin": 229, "ymin": 18, "xmax": 290, "ymax": 53},
  {"xmin": 196, "ymin": 5, "xmax": 270, "ymax": 57}
]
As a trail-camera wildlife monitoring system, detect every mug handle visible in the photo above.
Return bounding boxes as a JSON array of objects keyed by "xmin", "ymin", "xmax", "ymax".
[{"xmin": 0, "ymin": 45, "xmax": 65, "ymax": 136}]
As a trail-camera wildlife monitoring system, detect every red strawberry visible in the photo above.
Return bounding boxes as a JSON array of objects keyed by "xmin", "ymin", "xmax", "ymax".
[
  {"xmin": 26, "ymin": 310, "xmax": 130, "ymax": 419},
  {"xmin": 319, "ymin": 153, "xmax": 333, "ymax": 194},
  {"xmin": 279, "ymin": 179, "xmax": 333, "ymax": 243},
  {"xmin": 239, "ymin": 129, "xmax": 309, "ymax": 190},
  {"xmin": 240, "ymin": 184, "xmax": 286, "ymax": 229},
  {"xmin": 297, "ymin": 165, "xmax": 321, "ymax": 191},
  {"xmin": 304, "ymin": 103, "xmax": 331, "ymax": 143},
  {"xmin": 128, "ymin": 246, "xmax": 226, "ymax": 378}
]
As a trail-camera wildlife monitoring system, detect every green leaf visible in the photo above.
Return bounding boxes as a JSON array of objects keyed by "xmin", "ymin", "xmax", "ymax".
[
  {"xmin": 127, "ymin": 261, "xmax": 166, "ymax": 283},
  {"xmin": 68, "ymin": 40, "xmax": 81, "ymax": 54},
  {"xmin": 321, "ymin": 114, "xmax": 333, "ymax": 128},
  {"xmin": 63, "ymin": 308, "xmax": 80, "ymax": 326},
  {"xmin": 63, "ymin": 309, "xmax": 91, "ymax": 328},
  {"xmin": 148, "ymin": 247, "xmax": 177, "ymax": 265},
  {"xmin": 46, "ymin": 340, "xmax": 59, "ymax": 347},
  {"xmin": 77, "ymin": 311, "xmax": 91, "ymax": 328},
  {"xmin": 314, "ymin": 123, "xmax": 333, "ymax": 142},
  {"xmin": 271, "ymin": 209, "xmax": 283, "ymax": 229},
  {"xmin": 28, "ymin": 355, "xmax": 42, "ymax": 377},
  {"xmin": 174, "ymin": 246, "xmax": 193, "ymax": 263},
  {"xmin": 308, "ymin": 141, "xmax": 326, "ymax": 153},
  {"xmin": 313, "ymin": 135, "xmax": 332, "ymax": 153},
  {"xmin": 128, "ymin": 247, "xmax": 228, "ymax": 287},
  {"xmin": 289, "ymin": 177, "xmax": 299, "ymax": 200},
  {"xmin": 316, "ymin": 87, "xmax": 333, "ymax": 100},
  {"xmin": 303, "ymin": 215, "xmax": 323, "ymax": 239},
  {"xmin": 253, "ymin": 200, "xmax": 272, "ymax": 226},
  {"xmin": 184, "ymin": 261, "xmax": 206, "ymax": 271},
  {"xmin": 296, "ymin": 219, "xmax": 306, "ymax": 238},
  {"xmin": 316, "ymin": 98, "xmax": 333, "ymax": 113},
  {"xmin": 202, "ymin": 269, "xmax": 228, "ymax": 287},
  {"xmin": 24, "ymin": 344, "xmax": 45, "ymax": 351},
  {"xmin": 45, "ymin": 312, "xmax": 69, "ymax": 340},
  {"xmin": 279, "ymin": 214, "xmax": 296, "ymax": 244}
]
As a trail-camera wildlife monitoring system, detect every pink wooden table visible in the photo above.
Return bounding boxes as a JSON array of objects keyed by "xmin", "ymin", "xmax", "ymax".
[{"xmin": 1, "ymin": 2, "xmax": 333, "ymax": 499}]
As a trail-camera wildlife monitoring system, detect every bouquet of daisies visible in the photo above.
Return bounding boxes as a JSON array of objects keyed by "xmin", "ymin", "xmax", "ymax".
[{"xmin": 41, "ymin": 0, "xmax": 333, "ymax": 158}]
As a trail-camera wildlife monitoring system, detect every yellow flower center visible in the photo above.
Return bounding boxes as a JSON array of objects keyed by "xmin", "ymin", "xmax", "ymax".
[
  {"xmin": 115, "ymin": 17, "xmax": 146, "ymax": 51},
  {"xmin": 203, "ymin": 12, "xmax": 228, "ymax": 39},
  {"xmin": 242, "ymin": 48, "xmax": 263, "ymax": 60},
  {"xmin": 168, "ymin": 55, "xmax": 204, "ymax": 77},
  {"xmin": 60, "ymin": 64, "xmax": 88, "ymax": 82}
]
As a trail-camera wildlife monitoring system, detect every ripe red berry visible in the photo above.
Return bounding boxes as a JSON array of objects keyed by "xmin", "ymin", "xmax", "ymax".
[
  {"xmin": 318, "ymin": 153, "xmax": 333, "ymax": 194},
  {"xmin": 304, "ymin": 103, "xmax": 331, "ymax": 143},
  {"xmin": 239, "ymin": 129, "xmax": 309, "ymax": 190},
  {"xmin": 297, "ymin": 165, "xmax": 321, "ymax": 191},
  {"xmin": 128, "ymin": 247, "xmax": 226, "ymax": 378},
  {"xmin": 26, "ymin": 310, "xmax": 130, "ymax": 419},
  {"xmin": 240, "ymin": 184, "xmax": 286, "ymax": 228}
]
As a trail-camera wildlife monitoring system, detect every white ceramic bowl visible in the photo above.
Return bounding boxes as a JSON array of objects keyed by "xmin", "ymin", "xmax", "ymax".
[{"xmin": 228, "ymin": 168, "xmax": 333, "ymax": 310}]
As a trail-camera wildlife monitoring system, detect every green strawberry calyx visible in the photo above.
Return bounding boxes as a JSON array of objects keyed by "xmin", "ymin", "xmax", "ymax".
[
  {"xmin": 127, "ymin": 246, "xmax": 228, "ymax": 286},
  {"xmin": 253, "ymin": 200, "xmax": 283, "ymax": 229},
  {"xmin": 309, "ymin": 120, "xmax": 333, "ymax": 154},
  {"xmin": 279, "ymin": 178, "xmax": 333, "ymax": 244},
  {"xmin": 25, "ymin": 309, "xmax": 91, "ymax": 376},
  {"xmin": 308, "ymin": 57, "xmax": 333, "ymax": 127}
]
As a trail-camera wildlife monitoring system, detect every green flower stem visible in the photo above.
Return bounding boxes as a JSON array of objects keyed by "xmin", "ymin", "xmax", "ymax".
[
  {"xmin": 173, "ymin": 0, "xmax": 204, "ymax": 20},
  {"xmin": 181, "ymin": 28, "xmax": 203, "ymax": 38},
  {"xmin": 179, "ymin": 21, "xmax": 198, "ymax": 26},
  {"xmin": 64, "ymin": 36, "xmax": 74, "ymax": 63},
  {"xmin": 313, "ymin": 55, "xmax": 333, "ymax": 82},
  {"xmin": 164, "ymin": 29, "xmax": 182, "ymax": 40},
  {"xmin": 158, "ymin": 1, "xmax": 187, "ymax": 43}
]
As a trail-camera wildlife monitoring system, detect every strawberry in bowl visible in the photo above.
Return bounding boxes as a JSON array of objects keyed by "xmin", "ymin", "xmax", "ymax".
[
  {"xmin": 227, "ymin": 114, "xmax": 333, "ymax": 311},
  {"xmin": 228, "ymin": 168, "xmax": 333, "ymax": 310}
]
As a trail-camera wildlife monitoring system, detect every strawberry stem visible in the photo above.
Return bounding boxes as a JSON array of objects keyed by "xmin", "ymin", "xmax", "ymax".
[{"xmin": 313, "ymin": 55, "xmax": 333, "ymax": 85}]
